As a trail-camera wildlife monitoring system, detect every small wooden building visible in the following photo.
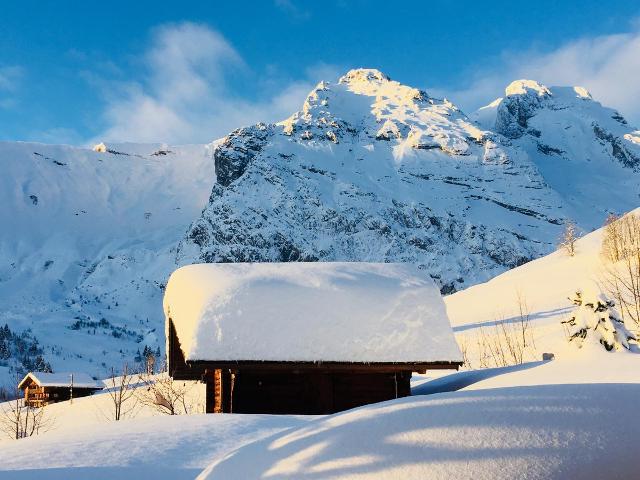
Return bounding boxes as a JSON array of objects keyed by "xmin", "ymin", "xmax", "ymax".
[
  {"xmin": 165, "ymin": 262, "xmax": 463, "ymax": 415},
  {"xmin": 18, "ymin": 372, "xmax": 103, "ymax": 407}
]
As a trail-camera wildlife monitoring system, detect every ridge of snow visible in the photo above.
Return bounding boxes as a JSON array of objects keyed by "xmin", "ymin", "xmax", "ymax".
[{"xmin": 199, "ymin": 383, "xmax": 640, "ymax": 479}]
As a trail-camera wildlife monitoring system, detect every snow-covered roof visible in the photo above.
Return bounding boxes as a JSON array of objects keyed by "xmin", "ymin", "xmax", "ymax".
[
  {"xmin": 164, "ymin": 262, "xmax": 462, "ymax": 363},
  {"xmin": 18, "ymin": 372, "xmax": 103, "ymax": 390}
]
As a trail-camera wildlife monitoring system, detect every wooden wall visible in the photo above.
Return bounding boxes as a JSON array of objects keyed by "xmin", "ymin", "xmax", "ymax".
[
  {"xmin": 22, "ymin": 380, "xmax": 97, "ymax": 407},
  {"xmin": 203, "ymin": 369, "xmax": 411, "ymax": 415}
]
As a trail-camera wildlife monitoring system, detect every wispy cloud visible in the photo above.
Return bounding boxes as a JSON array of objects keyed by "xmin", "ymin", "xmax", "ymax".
[
  {"xmin": 0, "ymin": 65, "xmax": 23, "ymax": 109},
  {"xmin": 274, "ymin": 0, "xmax": 311, "ymax": 21},
  {"xmin": 92, "ymin": 22, "xmax": 336, "ymax": 145},
  {"xmin": 434, "ymin": 24, "xmax": 640, "ymax": 126}
]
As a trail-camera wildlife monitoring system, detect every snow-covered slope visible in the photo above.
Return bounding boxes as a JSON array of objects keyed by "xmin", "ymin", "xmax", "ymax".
[
  {"xmin": 0, "ymin": 398, "xmax": 310, "ymax": 479},
  {"xmin": 199, "ymin": 383, "xmax": 640, "ymax": 480},
  {"xmin": 179, "ymin": 69, "xmax": 640, "ymax": 293},
  {"xmin": 2, "ymin": 357, "xmax": 639, "ymax": 479},
  {"xmin": 0, "ymin": 142, "xmax": 215, "ymax": 385},
  {"xmin": 445, "ymin": 208, "xmax": 640, "ymax": 365}
]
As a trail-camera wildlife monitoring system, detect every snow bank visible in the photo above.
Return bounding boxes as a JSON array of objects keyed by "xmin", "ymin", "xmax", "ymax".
[
  {"xmin": 164, "ymin": 262, "xmax": 462, "ymax": 363},
  {"xmin": 199, "ymin": 383, "xmax": 640, "ymax": 480},
  {"xmin": 0, "ymin": 413, "xmax": 311, "ymax": 479}
]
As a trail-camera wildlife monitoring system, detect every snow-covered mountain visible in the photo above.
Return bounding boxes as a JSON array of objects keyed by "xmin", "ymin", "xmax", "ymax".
[
  {"xmin": 474, "ymin": 79, "xmax": 640, "ymax": 227},
  {"xmin": 0, "ymin": 142, "xmax": 215, "ymax": 384},
  {"xmin": 2, "ymin": 68, "xmax": 640, "ymax": 383},
  {"xmin": 178, "ymin": 69, "xmax": 640, "ymax": 289}
]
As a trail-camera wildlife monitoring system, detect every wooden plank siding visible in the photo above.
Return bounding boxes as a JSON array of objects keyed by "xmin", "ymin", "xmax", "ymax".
[
  {"xmin": 230, "ymin": 370, "xmax": 412, "ymax": 414},
  {"xmin": 23, "ymin": 383, "xmax": 97, "ymax": 407}
]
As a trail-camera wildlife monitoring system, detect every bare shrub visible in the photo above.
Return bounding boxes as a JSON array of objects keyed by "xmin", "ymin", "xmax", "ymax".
[
  {"xmin": 559, "ymin": 220, "xmax": 580, "ymax": 257},
  {"xmin": 470, "ymin": 291, "xmax": 537, "ymax": 368},
  {"xmin": 476, "ymin": 320, "xmax": 527, "ymax": 367},
  {"xmin": 515, "ymin": 289, "xmax": 535, "ymax": 349},
  {"xmin": 600, "ymin": 212, "xmax": 640, "ymax": 329},
  {"xmin": 456, "ymin": 335, "xmax": 473, "ymax": 369},
  {"xmin": 137, "ymin": 364, "xmax": 199, "ymax": 415},
  {"xmin": 0, "ymin": 383, "xmax": 53, "ymax": 439},
  {"xmin": 105, "ymin": 364, "xmax": 138, "ymax": 421}
]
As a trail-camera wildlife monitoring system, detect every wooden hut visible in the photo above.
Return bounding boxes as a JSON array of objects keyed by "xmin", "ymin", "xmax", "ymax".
[
  {"xmin": 18, "ymin": 372, "xmax": 103, "ymax": 407},
  {"xmin": 165, "ymin": 262, "xmax": 463, "ymax": 415}
]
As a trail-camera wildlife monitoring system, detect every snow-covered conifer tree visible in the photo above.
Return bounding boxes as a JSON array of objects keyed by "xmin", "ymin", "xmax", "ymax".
[{"xmin": 562, "ymin": 290, "xmax": 636, "ymax": 351}]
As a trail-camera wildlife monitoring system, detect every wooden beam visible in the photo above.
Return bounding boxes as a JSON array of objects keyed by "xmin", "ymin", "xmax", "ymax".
[{"xmin": 171, "ymin": 360, "xmax": 462, "ymax": 380}]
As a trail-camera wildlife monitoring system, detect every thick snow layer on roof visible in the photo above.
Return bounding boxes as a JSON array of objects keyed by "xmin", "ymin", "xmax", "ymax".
[
  {"xmin": 19, "ymin": 372, "xmax": 103, "ymax": 389},
  {"xmin": 163, "ymin": 262, "xmax": 462, "ymax": 363}
]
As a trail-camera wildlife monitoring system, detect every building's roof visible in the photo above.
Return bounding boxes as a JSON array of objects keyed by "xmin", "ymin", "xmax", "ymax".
[
  {"xmin": 164, "ymin": 262, "xmax": 463, "ymax": 364},
  {"xmin": 18, "ymin": 372, "xmax": 104, "ymax": 390}
]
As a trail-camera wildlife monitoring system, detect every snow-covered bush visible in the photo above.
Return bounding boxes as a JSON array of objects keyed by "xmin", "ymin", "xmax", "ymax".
[{"xmin": 562, "ymin": 290, "xmax": 636, "ymax": 351}]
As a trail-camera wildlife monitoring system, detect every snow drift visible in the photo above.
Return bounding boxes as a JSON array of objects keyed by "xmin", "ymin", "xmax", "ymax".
[{"xmin": 199, "ymin": 383, "xmax": 640, "ymax": 480}]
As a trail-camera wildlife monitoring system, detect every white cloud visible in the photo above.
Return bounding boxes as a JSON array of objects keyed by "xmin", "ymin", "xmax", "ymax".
[
  {"xmin": 274, "ymin": 0, "xmax": 311, "ymax": 21},
  {"xmin": 94, "ymin": 22, "xmax": 338, "ymax": 145},
  {"xmin": 434, "ymin": 26, "xmax": 640, "ymax": 126},
  {"xmin": 0, "ymin": 65, "xmax": 23, "ymax": 109},
  {"xmin": 0, "ymin": 65, "xmax": 22, "ymax": 91}
]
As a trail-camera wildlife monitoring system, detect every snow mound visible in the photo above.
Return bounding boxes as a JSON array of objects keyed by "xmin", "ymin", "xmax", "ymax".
[
  {"xmin": 164, "ymin": 262, "xmax": 462, "ymax": 363},
  {"xmin": 199, "ymin": 383, "xmax": 640, "ymax": 480},
  {"xmin": 0, "ymin": 412, "xmax": 310, "ymax": 479}
]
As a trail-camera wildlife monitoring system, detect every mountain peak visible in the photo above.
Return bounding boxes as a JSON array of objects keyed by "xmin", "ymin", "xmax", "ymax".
[
  {"xmin": 338, "ymin": 68, "xmax": 391, "ymax": 85},
  {"xmin": 505, "ymin": 79, "xmax": 551, "ymax": 98}
]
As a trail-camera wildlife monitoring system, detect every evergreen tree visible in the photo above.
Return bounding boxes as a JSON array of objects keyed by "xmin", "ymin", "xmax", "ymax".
[
  {"xmin": 562, "ymin": 290, "xmax": 637, "ymax": 351},
  {"xmin": 0, "ymin": 339, "xmax": 10, "ymax": 360}
]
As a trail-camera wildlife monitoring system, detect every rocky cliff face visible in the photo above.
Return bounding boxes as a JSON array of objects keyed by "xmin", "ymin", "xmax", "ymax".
[{"xmin": 177, "ymin": 69, "xmax": 640, "ymax": 292}]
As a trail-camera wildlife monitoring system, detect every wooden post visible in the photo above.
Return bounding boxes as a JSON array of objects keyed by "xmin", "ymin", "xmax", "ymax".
[{"xmin": 221, "ymin": 369, "xmax": 232, "ymax": 413}]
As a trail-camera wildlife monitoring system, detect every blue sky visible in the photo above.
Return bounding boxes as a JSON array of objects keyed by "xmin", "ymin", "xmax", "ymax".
[{"xmin": 1, "ymin": 0, "xmax": 639, "ymax": 145}]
